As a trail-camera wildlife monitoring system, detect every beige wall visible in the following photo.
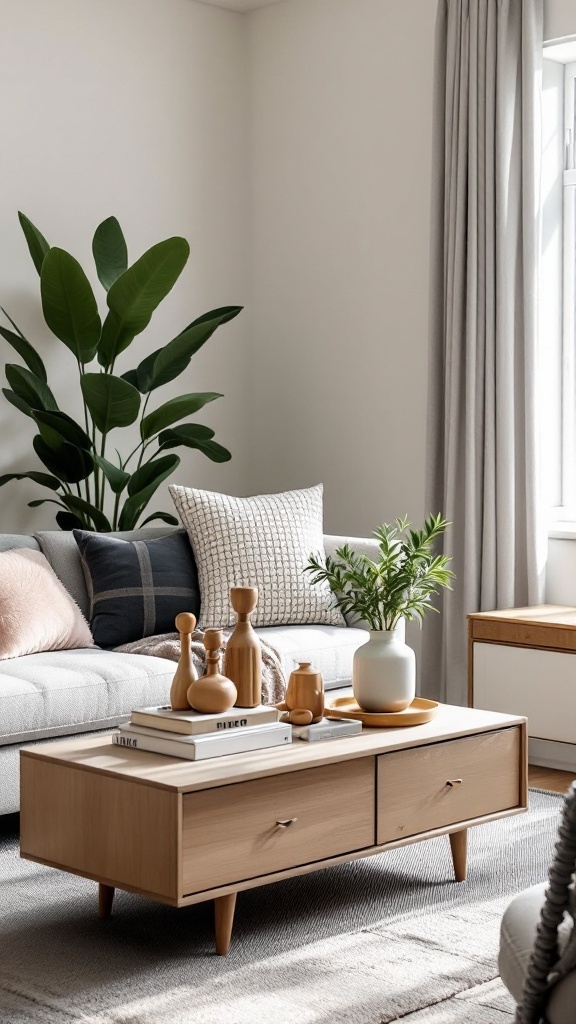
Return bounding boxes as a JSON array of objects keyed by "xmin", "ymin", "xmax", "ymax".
[
  {"xmin": 3, "ymin": 0, "xmax": 570, "ymax": 545},
  {"xmin": 247, "ymin": 0, "xmax": 437, "ymax": 536},
  {"xmin": 0, "ymin": 0, "xmax": 249, "ymax": 532},
  {"xmin": 545, "ymin": 0, "xmax": 576, "ymax": 42}
]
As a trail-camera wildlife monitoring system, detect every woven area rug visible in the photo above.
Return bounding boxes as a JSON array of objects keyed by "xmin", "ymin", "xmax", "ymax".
[{"xmin": 0, "ymin": 789, "xmax": 564, "ymax": 1024}]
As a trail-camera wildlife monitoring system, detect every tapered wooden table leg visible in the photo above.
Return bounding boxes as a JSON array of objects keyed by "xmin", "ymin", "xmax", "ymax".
[
  {"xmin": 98, "ymin": 883, "xmax": 115, "ymax": 919},
  {"xmin": 449, "ymin": 829, "xmax": 468, "ymax": 882},
  {"xmin": 214, "ymin": 892, "xmax": 237, "ymax": 955}
]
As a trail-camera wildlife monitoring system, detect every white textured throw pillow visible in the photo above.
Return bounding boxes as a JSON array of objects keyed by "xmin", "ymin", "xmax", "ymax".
[{"xmin": 169, "ymin": 483, "xmax": 345, "ymax": 629}]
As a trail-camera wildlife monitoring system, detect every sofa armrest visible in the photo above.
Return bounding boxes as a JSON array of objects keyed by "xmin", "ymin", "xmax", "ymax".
[{"xmin": 323, "ymin": 534, "xmax": 380, "ymax": 561}]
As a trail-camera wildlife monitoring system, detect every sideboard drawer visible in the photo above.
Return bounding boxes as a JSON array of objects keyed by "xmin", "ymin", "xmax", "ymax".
[
  {"xmin": 181, "ymin": 757, "xmax": 374, "ymax": 895},
  {"xmin": 377, "ymin": 727, "xmax": 522, "ymax": 845}
]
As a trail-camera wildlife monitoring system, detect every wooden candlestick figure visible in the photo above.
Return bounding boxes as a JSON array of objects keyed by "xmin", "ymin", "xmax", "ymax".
[
  {"xmin": 187, "ymin": 629, "xmax": 237, "ymax": 714},
  {"xmin": 170, "ymin": 612, "xmax": 197, "ymax": 710},
  {"xmin": 224, "ymin": 587, "xmax": 262, "ymax": 708}
]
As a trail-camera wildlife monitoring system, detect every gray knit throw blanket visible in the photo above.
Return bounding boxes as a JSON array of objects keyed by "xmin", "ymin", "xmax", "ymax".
[
  {"xmin": 115, "ymin": 628, "xmax": 287, "ymax": 706},
  {"xmin": 516, "ymin": 782, "xmax": 576, "ymax": 1024}
]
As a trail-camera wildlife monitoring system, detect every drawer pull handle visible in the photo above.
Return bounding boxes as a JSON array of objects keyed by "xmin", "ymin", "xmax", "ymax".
[
  {"xmin": 446, "ymin": 779, "xmax": 463, "ymax": 787},
  {"xmin": 276, "ymin": 818, "xmax": 298, "ymax": 828}
]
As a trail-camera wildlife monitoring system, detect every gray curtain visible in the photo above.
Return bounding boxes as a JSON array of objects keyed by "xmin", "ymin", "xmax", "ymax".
[{"xmin": 421, "ymin": 0, "xmax": 546, "ymax": 706}]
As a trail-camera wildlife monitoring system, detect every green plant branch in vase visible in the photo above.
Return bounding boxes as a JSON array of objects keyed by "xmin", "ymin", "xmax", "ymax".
[
  {"xmin": 0, "ymin": 212, "xmax": 242, "ymax": 531},
  {"xmin": 304, "ymin": 514, "xmax": 455, "ymax": 713}
]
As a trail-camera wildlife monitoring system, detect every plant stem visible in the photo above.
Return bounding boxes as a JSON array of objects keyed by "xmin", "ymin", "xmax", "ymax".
[
  {"xmin": 77, "ymin": 360, "xmax": 93, "ymax": 506},
  {"xmin": 112, "ymin": 490, "xmax": 121, "ymax": 531},
  {"xmin": 99, "ymin": 432, "xmax": 108, "ymax": 516},
  {"xmin": 135, "ymin": 395, "xmax": 152, "ymax": 470}
]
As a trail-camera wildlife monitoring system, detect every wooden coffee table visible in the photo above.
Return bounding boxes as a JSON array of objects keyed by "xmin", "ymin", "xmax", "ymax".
[{"xmin": 20, "ymin": 703, "xmax": 527, "ymax": 955}]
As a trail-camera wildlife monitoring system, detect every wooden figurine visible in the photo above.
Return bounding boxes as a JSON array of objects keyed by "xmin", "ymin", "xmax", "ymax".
[
  {"xmin": 187, "ymin": 628, "xmax": 237, "ymax": 714},
  {"xmin": 276, "ymin": 661, "xmax": 325, "ymax": 725},
  {"xmin": 170, "ymin": 612, "xmax": 198, "ymax": 710},
  {"xmin": 224, "ymin": 586, "xmax": 262, "ymax": 708}
]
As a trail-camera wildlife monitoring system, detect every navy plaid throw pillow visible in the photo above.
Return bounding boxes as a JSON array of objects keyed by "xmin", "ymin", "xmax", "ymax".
[{"xmin": 73, "ymin": 530, "xmax": 200, "ymax": 648}]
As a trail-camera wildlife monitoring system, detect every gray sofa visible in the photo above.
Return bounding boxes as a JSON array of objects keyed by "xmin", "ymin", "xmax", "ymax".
[{"xmin": 0, "ymin": 528, "xmax": 375, "ymax": 815}]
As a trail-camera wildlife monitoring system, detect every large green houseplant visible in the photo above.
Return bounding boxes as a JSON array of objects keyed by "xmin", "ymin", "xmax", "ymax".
[
  {"xmin": 304, "ymin": 514, "xmax": 454, "ymax": 713},
  {"xmin": 0, "ymin": 212, "xmax": 241, "ymax": 531}
]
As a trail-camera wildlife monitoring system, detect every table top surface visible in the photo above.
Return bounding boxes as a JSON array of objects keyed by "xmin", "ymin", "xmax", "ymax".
[{"xmin": 20, "ymin": 703, "xmax": 526, "ymax": 794}]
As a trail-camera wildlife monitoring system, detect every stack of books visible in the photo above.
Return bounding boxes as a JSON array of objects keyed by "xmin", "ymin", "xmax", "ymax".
[{"xmin": 112, "ymin": 704, "xmax": 291, "ymax": 761}]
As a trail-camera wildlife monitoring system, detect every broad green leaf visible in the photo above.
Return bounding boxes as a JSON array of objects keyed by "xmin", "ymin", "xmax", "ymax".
[
  {"xmin": 122, "ymin": 307, "xmax": 242, "ymax": 396},
  {"xmin": 28, "ymin": 498, "xmax": 66, "ymax": 509},
  {"xmin": 94, "ymin": 455, "xmax": 130, "ymax": 494},
  {"xmin": 41, "ymin": 247, "xmax": 101, "ymax": 362},
  {"xmin": 120, "ymin": 349, "xmax": 158, "ymax": 394},
  {"xmin": 5, "ymin": 364, "xmax": 58, "ymax": 412},
  {"xmin": 0, "ymin": 324, "xmax": 47, "ymax": 382},
  {"xmin": 150, "ymin": 306, "xmax": 242, "ymax": 391},
  {"xmin": 186, "ymin": 438, "xmax": 231, "ymax": 463},
  {"xmin": 119, "ymin": 366, "xmax": 141, "ymax": 391},
  {"xmin": 18, "ymin": 212, "xmax": 50, "ymax": 275},
  {"xmin": 157, "ymin": 423, "xmax": 215, "ymax": 449},
  {"xmin": 139, "ymin": 511, "xmax": 179, "ymax": 527},
  {"xmin": 98, "ymin": 237, "xmax": 190, "ymax": 368},
  {"xmin": 0, "ymin": 471, "xmax": 61, "ymax": 490},
  {"xmin": 61, "ymin": 494, "xmax": 112, "ymax": 532},
  {"xmin": 119, "ymin": 454, "xmax": 180, "ymax": 530},
  {"xmin": 157, "ymin": 426, "xmax": 230, "ymax": 462},
  {"xmin": 56, "ymin": 510, "xmax": 84, "ymax": 531},
  {"xmin": 33, "ymin": 435, "xmax": 94, "ymax": 484},
  {"xmin": 33, "ymin": 411, "xmax": 93, "ymax": 451},
  {"xmin": 127, "ymin": 454, "xmax": 179, "ymax": 497},
  {"xmin": 33, "ymin": 418, "xmax": 65, "ymax": 451},
  {"xmin": 81, "ymin": 373, "xmax": 140, "ymax": 433},
  {"xmin": 2, "ymin": 388, "xmax": 34, "ymax": 418},
  {"xmin": 92, "ymin": 217, "xmax": 128, "ymax": 291},
  {"xmin": 140, "ymin": 392, "xmax": 221, "ymax": 441}
]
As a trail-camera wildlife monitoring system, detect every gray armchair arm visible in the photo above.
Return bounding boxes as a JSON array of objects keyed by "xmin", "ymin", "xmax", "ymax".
[
  {"xmin": 321, "ymin": 535, "xmax": 401, "ymax": 634},
  {"xmin": 323, "ymin": 534, "xmax": 380, "ymax": 561}
]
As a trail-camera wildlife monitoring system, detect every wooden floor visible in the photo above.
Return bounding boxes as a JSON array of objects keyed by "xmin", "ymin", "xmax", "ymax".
[{"xmin": 528, "ymin": 764, "xmax": 575, "ymax": 793}]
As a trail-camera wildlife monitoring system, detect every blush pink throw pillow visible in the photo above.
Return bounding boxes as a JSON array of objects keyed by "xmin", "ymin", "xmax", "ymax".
[{"xmin": 0, "ymin": 548, "xmax": 94, "ymax": 659}]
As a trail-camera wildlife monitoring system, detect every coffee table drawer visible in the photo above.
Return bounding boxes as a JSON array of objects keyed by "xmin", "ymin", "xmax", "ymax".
[
  {"xmin": 377, "ymin": 727, "xmax": 522, "ymax": 844},
  {"xmin": 181, "ymin": 757, "xmax": 374, "ymax": 894}
]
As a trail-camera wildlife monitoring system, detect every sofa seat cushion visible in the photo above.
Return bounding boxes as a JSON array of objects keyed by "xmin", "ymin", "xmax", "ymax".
[
  {"xmin": 499, "ymin": 882, "xmax": 576, "ymax": 1024},
  {"xmin": 255, "ymin": 624, "xmax": 368, "ymax": 689},
  {"xmin": 0, "ymin": 648, "xmax": 176, "ymax": 746}
]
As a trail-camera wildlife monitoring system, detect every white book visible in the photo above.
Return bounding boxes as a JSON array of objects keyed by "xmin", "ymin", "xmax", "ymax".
[
  {"xmin": 291, "ymin": 718, "xmax": 363, "ymax": 742},
  {"xmin": 130, "ymin": 703, "xmax": 279, "ymax": 736},
  {"xmin": 112, "ymin": 721, "xmax": 292, "ymax": 760}
]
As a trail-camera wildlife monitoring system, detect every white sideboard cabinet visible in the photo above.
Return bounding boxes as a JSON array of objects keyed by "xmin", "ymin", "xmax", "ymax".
[{"xmin": 468, "ymin": 605, "xmax": 576, "ymax": 771}]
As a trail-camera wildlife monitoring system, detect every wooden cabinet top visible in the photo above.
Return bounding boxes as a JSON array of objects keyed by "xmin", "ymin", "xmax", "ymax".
[
  {"xmin": 468, "ymin": 604, "xmax": 576, "ymax": 650},
  {"xmin": 468, "ymin": 605, "xmax": 576, "ymax": 627}
]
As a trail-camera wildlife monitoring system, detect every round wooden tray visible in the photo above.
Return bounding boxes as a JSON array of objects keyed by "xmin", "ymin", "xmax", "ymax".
[{"xmin": 325, "ymin": 696, "xmax": 439, "ymax": 728}]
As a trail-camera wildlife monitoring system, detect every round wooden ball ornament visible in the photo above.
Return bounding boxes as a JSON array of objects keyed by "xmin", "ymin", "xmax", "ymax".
[
  {"xmin": 170, "ymin": 612, "xmax": 198, "ymax": 710},
  {"xmin": 187, "ymin": 628, "xmax": 237, "ymax": 714}
]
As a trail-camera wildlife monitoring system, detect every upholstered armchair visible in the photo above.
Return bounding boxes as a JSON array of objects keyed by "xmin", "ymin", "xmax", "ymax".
[{"xmin": 499, "ymin": 782, "xmax": 576, "ymax": 1024}]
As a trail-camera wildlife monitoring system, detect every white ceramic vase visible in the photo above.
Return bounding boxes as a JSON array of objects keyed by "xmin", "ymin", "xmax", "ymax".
[{"xmin": 352, "ymin": 628, "xmax": 416, "ymax": 713}]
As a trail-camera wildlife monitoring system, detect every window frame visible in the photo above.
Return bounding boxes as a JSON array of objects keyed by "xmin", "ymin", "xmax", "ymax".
[{"xmin": 549, "ymin": 59, "xmax": 576, "ymax": 523}]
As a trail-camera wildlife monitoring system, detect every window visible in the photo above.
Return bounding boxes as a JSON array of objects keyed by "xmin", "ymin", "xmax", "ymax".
[
  {"xmin": 561, "ymin": 62, "xmax": 576, "ymax": 513},
  {"xmin": 542, "ymin": 49, "xmax": 576, "ymax": 526}
]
